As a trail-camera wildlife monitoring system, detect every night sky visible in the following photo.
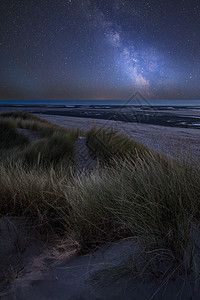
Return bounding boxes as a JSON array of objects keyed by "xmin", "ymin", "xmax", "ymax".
[{"xmin": 1, "ymin": 0, "xmax": 200, "ymax": 101}]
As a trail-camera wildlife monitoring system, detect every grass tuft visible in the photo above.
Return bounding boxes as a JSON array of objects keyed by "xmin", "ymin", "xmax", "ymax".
[{"xmin": 86, "ymin": 126, "xmax": 150, "ymax": 164}]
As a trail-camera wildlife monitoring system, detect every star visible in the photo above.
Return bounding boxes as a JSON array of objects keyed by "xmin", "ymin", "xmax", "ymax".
[{"xmin": 0, "ymin": 0, "xmax": 199, "ymax": 100}]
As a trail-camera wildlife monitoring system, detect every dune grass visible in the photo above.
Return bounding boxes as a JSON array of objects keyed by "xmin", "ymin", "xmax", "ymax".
[
  {"xmin": 20, "ymin": 130, "xmax": 77, "ymax": 167},
  {"xmin": 66, "ymin": 155, "xmax": 200, "ymax": 254},
  {"xmin": 0, "ymin": 112, "xmax": 80, "ymax": 167},
  {"xmin": 0, "ymin": 151, "xmax": 199, "ymax": 274},
  {"xmin": 86, "ymin": 126, "xmax": 150, "ymax": 164},
  {"xmin": 1, "ymin": 112, "xmax": 200, "ymax": 284},
  {"xmin": 0, "ymin": 111, "xmax": 82, "ymax": 137},
  {"xmin": 0, "ymin": 111, "xmax": 46, "ymax": 121},
  {"xmin": 0, "ymin": 118, "xmax": 30, "ymax": 149}
]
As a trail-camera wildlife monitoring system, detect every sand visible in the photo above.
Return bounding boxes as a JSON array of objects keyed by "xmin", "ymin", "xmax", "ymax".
[
  {"xmin": 75, "ymin": 137, "xmax": 98, "ymax": 173},
  {"xmin": 2, "ymin": 233, "xmax": 200, "ymax": 300},
  {"xmin": 1, "ymin": 109, "xmax": 200, "ymax": 299}
]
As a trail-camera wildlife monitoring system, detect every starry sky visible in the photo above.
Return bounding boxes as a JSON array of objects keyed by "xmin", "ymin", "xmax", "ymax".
[{"xmin": 1, "ymin": 0, "xmax": 200, "ymax": 101}]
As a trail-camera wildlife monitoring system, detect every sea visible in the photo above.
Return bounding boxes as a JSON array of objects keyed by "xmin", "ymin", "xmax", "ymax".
[{"xmin": 0, "ymin": 100, "xmax": 200, "ymax": 106}]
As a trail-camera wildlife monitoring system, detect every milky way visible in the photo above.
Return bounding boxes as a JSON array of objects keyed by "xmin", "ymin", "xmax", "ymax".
[{"xmin": 1, "ymin": 0, "xmax": 200, "ymax": 100}]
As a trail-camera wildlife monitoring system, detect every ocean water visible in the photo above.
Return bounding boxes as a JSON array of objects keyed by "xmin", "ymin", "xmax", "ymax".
[{"xmin": 0, "ymin": 100, "xmax": 200, "ymax": 106}]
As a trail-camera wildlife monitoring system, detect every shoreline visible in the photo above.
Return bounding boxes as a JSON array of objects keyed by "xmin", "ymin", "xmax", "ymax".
[{"xmin": 1, "ymin": 104, "xmax": 200, "ymax": 129}]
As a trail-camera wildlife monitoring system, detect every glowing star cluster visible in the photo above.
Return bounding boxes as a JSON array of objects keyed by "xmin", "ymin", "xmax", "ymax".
[{"xmin": 121, "ymin": 47, "xmax": 149, "ymax": 88}]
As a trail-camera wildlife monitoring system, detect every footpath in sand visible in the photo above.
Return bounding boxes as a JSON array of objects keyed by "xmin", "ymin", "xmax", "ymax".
[{"xmin": 74, "ymin": 137, "xmax": 97, "ymax": 173}]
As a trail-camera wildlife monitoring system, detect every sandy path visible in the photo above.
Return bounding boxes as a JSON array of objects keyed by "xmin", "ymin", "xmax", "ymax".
[
  {"xmin": 74, "ymin": 137, "xmax": 97, "ymax": 173},
  {"xmin": 37, "ymin": 114, "xmax": 200, "ymax": 160}
]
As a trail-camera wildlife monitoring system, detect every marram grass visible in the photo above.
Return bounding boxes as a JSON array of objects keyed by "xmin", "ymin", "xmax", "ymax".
[{"xmin": 0, "ymin": 112, "xmax": 200, "ymax": 282}]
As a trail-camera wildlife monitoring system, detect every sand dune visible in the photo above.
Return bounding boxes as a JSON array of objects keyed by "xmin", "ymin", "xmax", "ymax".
[{"xmin": 1, "ymin": 109, "xmax": 200, "ymax": 299}]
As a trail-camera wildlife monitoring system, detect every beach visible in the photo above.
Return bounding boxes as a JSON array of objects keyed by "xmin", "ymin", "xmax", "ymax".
[
  {"xmin": 1, "ymin": 104, "xmax": 200, "ymax": 159},
  {"xmin": 38, "ymin": 114, "xmax": 200, "ymax": 160}
]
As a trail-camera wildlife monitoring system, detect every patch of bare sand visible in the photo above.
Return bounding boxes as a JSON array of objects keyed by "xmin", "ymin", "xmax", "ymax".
[
  {"xmin": 0, "ymin": 217, "xmax": 77, "ymax": 297},
  {"xmin": 75, "ymin": 137, "xmax": 98, "ymax": 173},
  {"xmin": 3, "ymin": 235, "xmax": 200, "ymax": 299}
]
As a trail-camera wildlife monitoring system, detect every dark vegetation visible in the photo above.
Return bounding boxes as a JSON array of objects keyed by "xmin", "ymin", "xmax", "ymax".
[{"xmin": 0, "ymin": 111, "xmax": 200, "ymax": 284}]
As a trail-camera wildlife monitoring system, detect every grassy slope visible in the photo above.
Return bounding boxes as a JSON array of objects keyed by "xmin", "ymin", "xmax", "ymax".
[
  {"xmin": 0, "ymin": 112, "xmax": 200, "ymax": 281},
  {"xmin": 0, "ymin": 112, "xmax": 80, "ymax": 167},
  {"xmin": 0, "ymin": 118, "xmax": 29, "ymax": 149},
  {"xmin": 86, "ymin": 126, "xmax": 151, "ymax": 164}
]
